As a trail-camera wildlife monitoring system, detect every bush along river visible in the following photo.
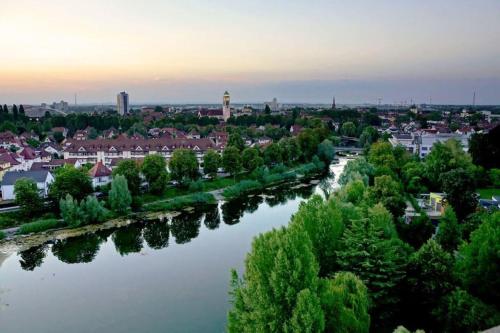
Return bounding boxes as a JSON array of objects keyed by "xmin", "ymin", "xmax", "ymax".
[{"xmin": 0, "ymin": 158, "xmax": 348, "ymax": 333}]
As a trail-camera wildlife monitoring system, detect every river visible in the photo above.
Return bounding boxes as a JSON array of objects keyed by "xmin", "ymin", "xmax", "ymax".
[{"xmin": 0, "ymin": 158, "xmax": 349, "ymax": 333}]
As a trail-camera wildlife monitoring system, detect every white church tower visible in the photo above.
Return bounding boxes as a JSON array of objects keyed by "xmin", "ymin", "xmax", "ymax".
[{"xmin": 222, "ymin": 91, "xmax": 231, "ymax": 121}]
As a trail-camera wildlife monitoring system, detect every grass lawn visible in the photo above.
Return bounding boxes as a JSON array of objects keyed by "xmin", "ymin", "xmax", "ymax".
[{"xmin": 477, "ymin": 188, "xmax": 500, "ymax": 199}]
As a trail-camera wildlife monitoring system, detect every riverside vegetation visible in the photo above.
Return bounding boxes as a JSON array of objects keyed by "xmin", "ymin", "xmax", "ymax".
[
  {"xmin": 0, "ymin": 130, "xmax": 334, "ymax": 237},
  {"xmin": 228, "ymin": 139, "xmax": 500, "ymax": 333}
]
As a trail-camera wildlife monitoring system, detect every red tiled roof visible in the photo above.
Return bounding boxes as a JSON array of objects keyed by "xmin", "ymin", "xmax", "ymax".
[
  {"xmin": 19, "ymin": 147, "xmax": 36, "ymax": 160},
  {"xmin": 0, "ymin": 152, "xmax": 20, "ymax": 165},
  {"xmin": 88, "ymin": 161, "xmax": 112, "ymax": 178},
  {"xmin": 64, "ymin": 137, "xmax": 216, "ymax": 154}
]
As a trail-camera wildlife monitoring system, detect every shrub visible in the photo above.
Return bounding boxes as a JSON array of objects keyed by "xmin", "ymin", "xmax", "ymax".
[
  {"xmin": 17, "ymin": 219, "xmax": 61, "ymax": 234},
  {"xmin": 146, "ymin": 193, "xmax": 216, "ymax": 212},
  {"xmin": 222, "ymin": 180, "xmax": 262, "ymax": 199},
  {"xmin": 60, "ymin": 194, "xmax": 85, "ymax": 227},
  {"xmin": 108, "ymin": 175, "xmax": 132, "ymax": 214},
  {"xmin": 0, "ymin": 230, "xmax": 5, "ymax": 240},
  {"xmin": 188, "ymin": 180, "xmax": 204, "ymax": 192}
]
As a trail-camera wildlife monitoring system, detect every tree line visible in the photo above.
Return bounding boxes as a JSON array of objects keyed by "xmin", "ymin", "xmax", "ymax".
[{"xmin": 228, "ymin": 138, "xmax": 500, "ymax": 333}]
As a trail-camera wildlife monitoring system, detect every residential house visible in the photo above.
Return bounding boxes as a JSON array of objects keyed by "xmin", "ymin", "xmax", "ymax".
[
  {"xmin": 0, "ymin": 170, "xmax": 54, "ymax": 200},
  {"xmin": 88, "ymin": 161, "xmax": 112, "ymax": 188}
]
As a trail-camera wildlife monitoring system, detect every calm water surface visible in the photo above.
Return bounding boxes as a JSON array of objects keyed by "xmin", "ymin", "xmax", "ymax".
[{"xmin": 0, "ymin": 160, "xmax": 346, "ymax": 333}]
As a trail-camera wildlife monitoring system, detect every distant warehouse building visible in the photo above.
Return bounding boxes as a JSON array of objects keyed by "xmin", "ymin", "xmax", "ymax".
[{"xmin": 0, "ymin": 170, "xmax": 54, "ymax": 201}]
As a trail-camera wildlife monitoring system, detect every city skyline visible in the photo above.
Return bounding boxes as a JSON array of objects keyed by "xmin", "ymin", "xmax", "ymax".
[{"xmin": 1, "ymin": 0, "xmax": 500, "ymax": 104}]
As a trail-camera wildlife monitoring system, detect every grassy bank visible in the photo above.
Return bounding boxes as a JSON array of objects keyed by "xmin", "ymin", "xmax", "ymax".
[
  {"xmin": 17, "ymin": 219, "xmax": 62, "ymax": 235},
  {"xmin": 477, "ymin": 188, "xmax": 500, "ymax": 199},
  {"xmin": 144, "ymin": 192, "xmax": 216, "ymax": 212}
]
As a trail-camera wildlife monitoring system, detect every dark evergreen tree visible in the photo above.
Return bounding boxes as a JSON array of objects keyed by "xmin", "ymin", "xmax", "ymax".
[{"xmin": 12, "ymin": 104, "xmax": 18, "ymax": 119}]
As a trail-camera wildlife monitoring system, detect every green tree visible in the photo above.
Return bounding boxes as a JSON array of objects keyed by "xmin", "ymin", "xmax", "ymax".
[
  {"xmin": 316, "ymin": 139, "xmax": 335, "ymax": 164},
  {"xmin": 367, "ymin": 175, "xmax": 407, "ymax": 219},
  {"xmin": 338, "ymin": 179, "xmax": 366, "ymax": 205},
  {"xmin": 203, "ymin": 149, "xmax": 221, "ymax": 178},
  {"xmin": 340, "ymin": 121, "xmax": 356, "ymax": 137},
  {"xmin": 241, "ymin": 147, "xmax": 263, "ymax": 172},
  {"xmin": 469, "ymin": 126, "xmax": 500, "ymax": 169},
  {"xmin": 108, "ymin": 175, "xmax": 132, "ymax": 214},
  {"xmin": 297, "ymin": 129, "xmax": 320, "ymax": 160},
  {"xmin": 59, "ymin": 194, "xmax": 84, "ymax": 227},
  {"xmin": 49, "ymin": 165, "xmax": 93, "ymax": 204},
  {"xmin": 279, "ymin": 138, "xmax": 301, "ymax": 166},
  {"xmin": 401, "ymin": 161, "xmax": 428, "ymax": 194},
  {"xmin": 14, "ymin": 178, "xmax": 43, "ymax": 217},
  {"xmin": 141, "ymin": 154, "xmax": 168, "ymax": 194},
  {"xmin": 407, "ymin": 240, "xmax": 454, "ymax": 327},
  {"xmin": 397, "ymin": 213, "xmax": 435, "ymax": 249},
  {"xmin": 436, "ymin": 206, "xmax": 461, "ymax": 252},
  {"xmin": 455, "ymin": 211, "xmax": 500, "ymax": 304},
  {"xmin": 222, "ymin": 146, "xmax": 242, "ymax": 176},
  {"xmin": 320, "ymin": 272, "xmax": 370, "ymax": 333},
  {"xmin": 19, "ymin": 104, "xmax": 25, "ymax": 115},
  {"xmin": 336, "ymin": 218, "xmax": 407, "ymax": 321},
  {"xmin": 367, "ymin": 203, "xmax": 398, "ymax": 239},
  {"xmin": 263, "ymin": 143, "xmax": 282, "ymax": 166},
  {"xmin": 290, "ymin": 195, "xmax": 345, "ymax": 276},
  {"xmin": 435, "ymin": 289, "xmax": 500, "ymax": 333},
  {"xmin": 53, "ymin": 131, "xmax": 64, "ymax": 143},
  {"xmin": 227, "ymin": 132, "xmax": 245, "ymax": 151},
  {"xmin": 113, "ymin": 159, "xmax": 141, "ymax": 195},
  {"xmin": 228, "ymin": 226, "xmax": 321, "ymax": 332},
  {"xmin": 290, "ymin": 289, "xmax": 325, "ymax": 333},
  {"xmin": 12, "ymin": 104, "xmax": 18, "ymax": 119},
  {"xmin": 169, "ymin": 149, "xmax": 199, "ymax": 185},
  {"xmin": 424, "ymin": 139, "xmax": 473, "ymax": 189},
  {"xmin": 368, "ymin": 141, "xmax": 398, "ymax": 173},
  {"xmin": 81, "ymin": 195, "xmax": 107, "ymax": 224},
  {"xmin": 440, "ymin": 168, "xmax": 477, "ymax": 221},
  {"xmin": 338, "ymin": 157, "xmax": 375, "ymax": 186},
  {"xmin": 359, "ymin": 126, "xmax": 379, "ymax": 148},
  {"xmin": 264, "ymin": 104, "xmax": 271, "ymax": 115}
]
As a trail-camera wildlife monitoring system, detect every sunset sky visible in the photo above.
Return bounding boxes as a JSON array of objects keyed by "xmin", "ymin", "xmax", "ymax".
[{"xmin": 1, "ymin": 0, "xmax": 499, "ymax": 104}]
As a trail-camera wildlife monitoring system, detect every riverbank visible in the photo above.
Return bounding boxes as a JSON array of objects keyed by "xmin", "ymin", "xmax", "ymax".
[{"xmin": 0, "ymin": 161, "xmax": 328, "ymax": 242}]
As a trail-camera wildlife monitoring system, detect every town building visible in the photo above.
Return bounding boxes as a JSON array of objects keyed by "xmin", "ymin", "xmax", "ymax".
[
  {"xmin": 389, "ymin": 132, "xmax": 469, "ymax": 158},
  {"xmin": 117, "ymin": 91, "xmax": 129, "ymax": 116},
  {"xmin": 0, "ymin": 170, "xmax": 54, "ymax": 200},
  {"xmin": 222, "ymin": 91, "xmax": 231, "ymax": 121},
  {"xmin": 62, "ymin": 137, "xmax": 217, "ymax": 166},
  {"xmin": 88, "ymin": 161, "xmax": 112, "ymax": 188},
  {"xmin": 264, "ymin": 98, "xmax": 279, "ymax": 112}
]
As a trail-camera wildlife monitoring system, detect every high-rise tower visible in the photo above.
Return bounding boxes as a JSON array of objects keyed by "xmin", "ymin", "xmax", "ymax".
[
  {"xmin": 117, "ymin": 91, "xmax": 129, "ymax": 116},
  {"xmin": 222, "ymin": 91, "xmax": 231, "ymax": 121}
]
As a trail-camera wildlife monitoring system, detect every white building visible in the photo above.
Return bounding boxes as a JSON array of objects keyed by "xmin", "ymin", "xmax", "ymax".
[
  {"xmin": 1, "ymin": 170, "xmax": 54, "ymax": 200},
  {"xmin": 264, "ymin": 98, "xmax": 279, "ymax": 112},
  {"xmin": 117, "ymin": 91, "xmax": 129, "ymax": 116},
  {"xmin": 389, "ymin": 132, "xmax": 469, "ymax": 158}
]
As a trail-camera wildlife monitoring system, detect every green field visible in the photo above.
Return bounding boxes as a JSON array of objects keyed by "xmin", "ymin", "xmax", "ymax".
[{"xmin": 477, "ymin": 188, "xmax": 500, "ymax": 199}]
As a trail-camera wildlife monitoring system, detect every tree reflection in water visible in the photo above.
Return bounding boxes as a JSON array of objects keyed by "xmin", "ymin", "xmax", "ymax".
[
  {"xmin": 19, "ymin": 244, "xmax": 49, "ymax": 271},
  {"xmin": 112, "ymin": 224, "xmax": 144, "ymax": 255},
  {"xmin": 222, "ymin": 195, "xmax": 263, "ymax": 225},
  {"xmin": 170, "ymin": 211, "xmax": 202, "ymax": 244},
  {"xmin": 203, "ymin": 205, "xmax": 221, "ymax": 230},
  {"xmin": 15, "ymin": 177, "xmax": 327, "ymax": 269},
  {"xmin": 143, "ymin": 219, "xmax": 170, "ymax": 250},
  {"xmin": 52, "ymin": 233, "xmax": 103, "ymax": 264}
]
